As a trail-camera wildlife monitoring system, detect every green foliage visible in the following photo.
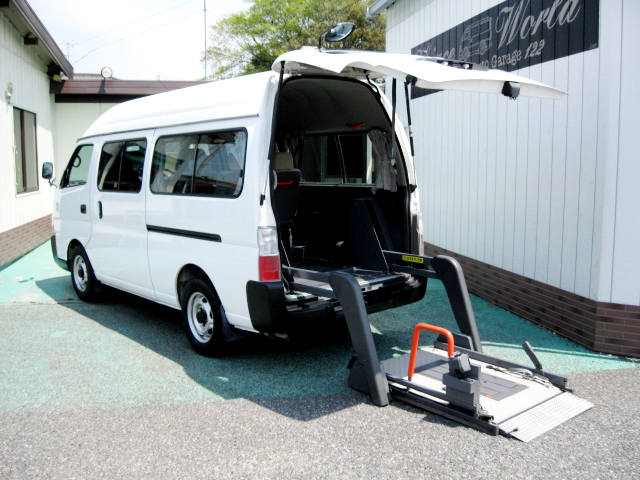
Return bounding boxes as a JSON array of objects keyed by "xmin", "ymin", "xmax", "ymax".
[{"xmin": 203, "ymin": 0, "xmax": 386, "ymax": 80}]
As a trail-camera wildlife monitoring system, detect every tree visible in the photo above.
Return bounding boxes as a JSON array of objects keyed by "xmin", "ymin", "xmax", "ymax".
[{"xmin": 203, "ymin": 0, "xmax": 385, "ymax": 80}]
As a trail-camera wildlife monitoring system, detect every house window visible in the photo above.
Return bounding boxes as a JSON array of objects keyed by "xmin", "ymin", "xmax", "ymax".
[{"xmin": 13, "ymin": 108, "xmax": 39, "ymax": 194}]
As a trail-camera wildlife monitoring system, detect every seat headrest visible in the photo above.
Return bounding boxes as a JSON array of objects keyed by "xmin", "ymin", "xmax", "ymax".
[{"xmin": 275, "ymin": 152, "xmax": 294, "ymax": 171}]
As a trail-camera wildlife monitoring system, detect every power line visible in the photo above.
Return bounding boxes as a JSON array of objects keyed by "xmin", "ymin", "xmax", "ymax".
[
  {"xmin": 73, "ymin": 8, "xmax": 203, "ymax": 65},
  {"xmin": 74, "ymin": 0, "xmax": 198, "ymax": 47}
]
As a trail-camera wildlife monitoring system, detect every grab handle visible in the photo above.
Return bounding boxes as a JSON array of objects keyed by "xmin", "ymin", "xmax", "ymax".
[{"xmin": 408, "ymin": 323, "xmax": 455, "ymax": 381}]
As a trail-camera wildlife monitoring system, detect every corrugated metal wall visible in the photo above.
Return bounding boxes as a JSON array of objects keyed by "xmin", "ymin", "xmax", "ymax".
[
  {"xmin": 0, "ymin": 13, "xmax": 56, "ymax": 234},
  {"xmin": 385, "ymin": 0, "xmax": 640, "ymax": 305}
]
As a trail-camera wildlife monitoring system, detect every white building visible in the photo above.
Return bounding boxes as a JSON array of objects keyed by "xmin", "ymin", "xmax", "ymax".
[
  {"xmin": 0, "ymin": 0, "xmax": 201, "ymax": 268},
  {"xmin": 1, "ymin": 0, "xmax": 71, "ymax": 267},
  {"xmin": 368, "ymin": 0, "xmax": 639, "ymax": 357}
]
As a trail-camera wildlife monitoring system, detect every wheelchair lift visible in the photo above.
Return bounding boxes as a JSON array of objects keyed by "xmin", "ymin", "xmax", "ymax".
[{"xmin": 287, "ymin": 251, "xmax": 593, "ymax": 442}]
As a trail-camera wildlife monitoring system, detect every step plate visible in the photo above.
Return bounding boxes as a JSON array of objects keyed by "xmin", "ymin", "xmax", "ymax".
[{"xmin": 499, "ymin": 392, "xmax": 593, "ymax": 442}]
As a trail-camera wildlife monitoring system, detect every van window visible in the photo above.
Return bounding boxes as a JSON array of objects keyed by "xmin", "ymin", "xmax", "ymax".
[
  {"xmin": 97, "ymin": 139, "xmax": 146, "ymax": 192},
  {"xmin": 60, "ymin": 144, "xmax": 93, "ymax": 188},
  {"xmin": 150, "ymin": 129, "xmax": 246, "ymax": 197},
  {"xmin": 293, "ymin": 131, "xmax": 380, "ymax": 185}
]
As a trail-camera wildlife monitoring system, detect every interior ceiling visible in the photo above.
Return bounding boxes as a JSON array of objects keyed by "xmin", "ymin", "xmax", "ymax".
[{"xmin": 277, "ymin": 77, "xmax": 390, "ymax": 135}]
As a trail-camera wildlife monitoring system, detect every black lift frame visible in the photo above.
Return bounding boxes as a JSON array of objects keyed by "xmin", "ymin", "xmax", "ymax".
[{"xmin": 285, "ymin": 251, "xmax": 570, "ymax": 434}]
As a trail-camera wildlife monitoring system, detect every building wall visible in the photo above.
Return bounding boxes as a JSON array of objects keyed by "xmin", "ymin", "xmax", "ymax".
[
  {"xmin": 0, "ymin": 13, "xmax": 56, "ymax": 240},
  {"xmin": 53, "ymin": 102, "xmax": 119, "ymax": 179},
  {"xmin": 385, "ymin": 0, "xmax": 639, "ymax": 307}
]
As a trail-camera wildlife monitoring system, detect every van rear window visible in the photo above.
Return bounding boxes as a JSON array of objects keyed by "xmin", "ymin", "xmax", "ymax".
[{"xmin": 150, "ymin": 130, "xmax": 246, "ymax": 198}]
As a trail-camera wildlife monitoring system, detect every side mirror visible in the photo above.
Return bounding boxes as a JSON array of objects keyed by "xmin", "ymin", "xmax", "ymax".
[
  {"xmin": 41, "ymin": 162, "xmax": 56, "ymax": 187},
  {"xmin": 42, "ymin": 162, "xmax": 53, "ymax": 179}
]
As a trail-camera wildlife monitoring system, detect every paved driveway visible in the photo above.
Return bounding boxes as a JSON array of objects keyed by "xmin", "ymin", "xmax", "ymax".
[{"xmin": 0, "ymin": 244, "xmax": 638, "ymax": 478}]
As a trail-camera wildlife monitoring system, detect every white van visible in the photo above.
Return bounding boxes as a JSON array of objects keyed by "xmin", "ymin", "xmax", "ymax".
[{"xmin": 43, "ymin": 48, "xmax": 562, "ymax": 356}]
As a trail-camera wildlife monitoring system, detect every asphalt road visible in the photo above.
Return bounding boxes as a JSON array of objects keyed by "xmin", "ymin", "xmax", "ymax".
[{"xmin": 1, "ymin": 246, "xmax": 639, "ymax": 478}]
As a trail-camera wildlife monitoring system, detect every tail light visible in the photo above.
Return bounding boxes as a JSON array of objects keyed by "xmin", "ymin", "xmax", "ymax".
[{"xmin": 258, "ymin": 227, "xmax": 281, "ymax": 282}]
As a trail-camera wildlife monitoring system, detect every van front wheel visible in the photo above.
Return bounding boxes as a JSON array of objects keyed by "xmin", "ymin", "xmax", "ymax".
[
  {"xmin": 181, "ymin": 278, "xmax": 224, "ymax": 357},
  {"xmin": 70, "ymin": 245, "xmax": 99, "ymax": 302}
]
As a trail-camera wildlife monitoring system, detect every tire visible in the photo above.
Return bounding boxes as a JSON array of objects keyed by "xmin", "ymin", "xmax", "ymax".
[
  {"xmin": 180, "ymin": 277, "xmax": 225, "ymax": 357},
  {"xmin": 69, "ymin": 245, "xmax": 99, "ymax": 302}
]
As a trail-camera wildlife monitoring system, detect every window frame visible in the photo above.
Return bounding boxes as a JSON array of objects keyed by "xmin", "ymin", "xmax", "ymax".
[
  {"xmin": 13, "ymin": 107, "xmax": 39, "ymax": 194},
  {"xmin": 60, "ymin": 144, "xmax": 94, "ymax": 189},
  {"xmin": 293, "ymin": 132, "xmax": 378, "ymax": 186},
  {"xmin": 97, "ymin": 138, "xmax": 147, "ymax": 194},
  {"xmin": 149, "ymin": 127, "xmax": 248, "ymax": 199}
]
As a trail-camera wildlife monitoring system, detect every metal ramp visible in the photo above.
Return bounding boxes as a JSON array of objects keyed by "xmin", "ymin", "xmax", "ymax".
[{"xmin": 289, "ymin": 251, "xmax": 593, "ymax": 441}]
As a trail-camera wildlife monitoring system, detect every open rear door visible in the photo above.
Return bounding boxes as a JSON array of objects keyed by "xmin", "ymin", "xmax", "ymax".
[{"xmin": 273, "ymin": 49, "xmax": 565, "ymax": 99}]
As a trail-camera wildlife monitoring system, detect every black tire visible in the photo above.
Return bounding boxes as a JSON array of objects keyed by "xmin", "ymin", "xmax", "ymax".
[
  {"xmin": 69, "ymin": 245, "xmax": 99, "ymax": 302},
  {"xmin": 180, "ymin": 277, "xmax": 225, "ymax": 357}
]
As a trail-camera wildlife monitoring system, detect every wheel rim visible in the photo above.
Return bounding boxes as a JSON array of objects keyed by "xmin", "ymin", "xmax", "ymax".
[
  {"xmin": 187, "ymin": 292, "xmax": 213, "ymax": 343},
  {"xmin": 73, "ymin": 255, "xmax": 89, "ymax": 292}
]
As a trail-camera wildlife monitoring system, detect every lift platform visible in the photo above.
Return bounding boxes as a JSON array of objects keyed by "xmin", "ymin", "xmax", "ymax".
[{"xmin": 287, "ymin": 251, "xmax": 593, "ymax": 442}]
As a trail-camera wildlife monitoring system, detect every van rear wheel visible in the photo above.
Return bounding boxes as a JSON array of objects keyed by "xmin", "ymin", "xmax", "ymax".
[
  {"xmin": 70, "ymin": 245, "xmax": 99, "ymax": 302},
  {"xmin": 181, "ymin": 277, "xmax": 224, "ymax": 357}
]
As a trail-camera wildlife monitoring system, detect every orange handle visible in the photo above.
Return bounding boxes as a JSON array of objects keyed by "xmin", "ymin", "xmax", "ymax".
[{"xmin": 407, "ymin": 323, "xmax": 455, "ymax": 380}]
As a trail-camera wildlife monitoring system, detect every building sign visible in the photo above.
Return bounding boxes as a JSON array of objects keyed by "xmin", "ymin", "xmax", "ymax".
[{"xmin": 410, "ymin": 0, "xmax": 599, "ymax": 98}]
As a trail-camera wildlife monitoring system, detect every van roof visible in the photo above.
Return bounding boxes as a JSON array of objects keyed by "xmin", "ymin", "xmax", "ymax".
[{"xmin": 80, "ymin": 71, "xmax": 276, "ymax": 139}]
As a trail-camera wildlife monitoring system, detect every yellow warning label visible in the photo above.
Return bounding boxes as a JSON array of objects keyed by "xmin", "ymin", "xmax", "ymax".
[{"xmin": 402, "ymin": 255, "xmax": 424, "ymax": 264}]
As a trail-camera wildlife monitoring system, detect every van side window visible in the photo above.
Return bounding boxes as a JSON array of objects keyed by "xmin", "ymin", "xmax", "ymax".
[
  {"xmin": 292, "ymin": 131, "xmax": 382, "ymax": 185},
  {"xmin": 97, "ymin": 140, "xmax": 146, "ymax": 192},
  {"xmin": 60, "ymin": 144, "xmax": 93, "ymax": 188},
  {"xmin": 150, "ymin": 130, "xmax": 246, "ymax": 197}
]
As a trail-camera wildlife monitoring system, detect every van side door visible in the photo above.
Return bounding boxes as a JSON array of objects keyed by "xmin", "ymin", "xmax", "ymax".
[{"xmin": 87, "ymin": 135, "xmax": 155, "ymax": 299}]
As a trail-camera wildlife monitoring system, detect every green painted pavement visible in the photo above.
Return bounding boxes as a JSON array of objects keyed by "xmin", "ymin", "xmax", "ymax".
[
  {"xmin": 0, "ymin": 242, "xmax": 636, "ymax": 414},
  {"xmin": 0, "ymin": 243, "xmax": 73, "ymax": 305}
]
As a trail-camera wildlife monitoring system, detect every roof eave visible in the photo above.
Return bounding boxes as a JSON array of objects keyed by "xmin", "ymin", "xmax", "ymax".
[
  {"xmin": 1, "ymin": 0, "xmax": 73, "ymax": 78},
  {"xmin": 366, "ymin": 0, "xmax": 396, "ymax": 19}
]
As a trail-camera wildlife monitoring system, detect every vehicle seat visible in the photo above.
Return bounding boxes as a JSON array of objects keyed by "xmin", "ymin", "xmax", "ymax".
[
  {"xmin": 273, "ymin": 152, "xmax": 301, "ymax": 244},
  {"xmin": 119, "ymin": 155, "xmax": 142, "ymax": 191}
]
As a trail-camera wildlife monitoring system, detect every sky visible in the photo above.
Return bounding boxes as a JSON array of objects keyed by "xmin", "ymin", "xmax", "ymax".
[{"xmin": 27, "ymin": 0, "xmax": 250, "ymax": 81}]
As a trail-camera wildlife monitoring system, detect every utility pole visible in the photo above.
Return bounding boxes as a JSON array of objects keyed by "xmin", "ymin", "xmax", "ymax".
[{"xmin": 204, "ymin": 0, "xmax": 207, "ymax": 79}]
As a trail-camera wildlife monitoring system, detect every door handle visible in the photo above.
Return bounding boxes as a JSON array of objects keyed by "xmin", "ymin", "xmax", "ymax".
[
  {"xmin": 98, "ymin": 201, "xmax": 103, "ymax": 219},
  {"xmin": 80, "ymin": 204, "xmax": 86, "ymax": 214}
]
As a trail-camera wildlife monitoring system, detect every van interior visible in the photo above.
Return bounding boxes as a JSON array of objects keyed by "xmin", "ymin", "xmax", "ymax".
[{"xmin": 274, "ymin": 76, "xmax": 414, "ymax": 284}]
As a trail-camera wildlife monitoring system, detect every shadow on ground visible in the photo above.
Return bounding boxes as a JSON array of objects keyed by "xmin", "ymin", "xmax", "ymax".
[{"xmin": 27, "ymin": 271, "xmax": 637, "ymax": 421}]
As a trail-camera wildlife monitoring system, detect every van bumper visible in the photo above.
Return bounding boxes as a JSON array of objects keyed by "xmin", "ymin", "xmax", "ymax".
[
  {"xmin": 51, "ymin": 236, "xmax": 69, "ymax": 271},
  {"xmin": 246, "ymin": 278, "xmax": 426, "ymax": 333}
]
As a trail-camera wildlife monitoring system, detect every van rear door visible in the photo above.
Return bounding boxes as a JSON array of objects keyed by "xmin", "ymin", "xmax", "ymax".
[{"xmin": 272, "ymin": 49, "xmax": 565, "ymax": 99}]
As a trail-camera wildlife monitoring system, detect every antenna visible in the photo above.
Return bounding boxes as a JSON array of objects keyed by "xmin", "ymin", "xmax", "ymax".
[{"xmin": 63, "ymin": 42, "xmax": 74, "ymax": 60}]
